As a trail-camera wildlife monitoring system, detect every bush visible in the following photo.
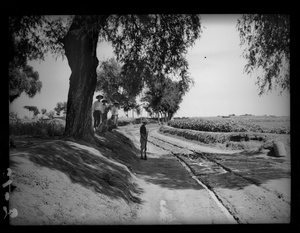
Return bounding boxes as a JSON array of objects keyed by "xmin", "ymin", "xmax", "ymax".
[{"xmin": 9, "ymin": 119, "xmax": 65, "ymax": 138}]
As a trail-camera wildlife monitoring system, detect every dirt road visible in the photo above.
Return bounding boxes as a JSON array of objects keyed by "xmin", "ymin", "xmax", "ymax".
[{"xmin": 120, "ymin": 124, "xmax": 291, "ymax": 224}]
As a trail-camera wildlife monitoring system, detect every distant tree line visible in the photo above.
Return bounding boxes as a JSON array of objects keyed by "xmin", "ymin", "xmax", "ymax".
[
  {"xmin": 22, "ymin": 101, "xmax": 67, "ymax": 119},
  {"xmin": 95, "ymin": 58, "xmax": 193, "ymax": 122}
]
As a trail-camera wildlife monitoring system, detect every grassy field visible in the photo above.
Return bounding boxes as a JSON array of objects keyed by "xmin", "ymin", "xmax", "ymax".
[{"xmin": 168, "ymin": 115, "xmax": 290, "ymax": 134}]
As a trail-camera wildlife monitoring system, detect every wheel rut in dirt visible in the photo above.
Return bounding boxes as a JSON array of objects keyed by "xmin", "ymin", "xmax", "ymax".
[
  {"xmin": 146, "ymin": 129, "xmax": 290, "ymax": 223},
  {"xmin": 148, "ymin": 136, "xmax": 239, "ymax": 223}
]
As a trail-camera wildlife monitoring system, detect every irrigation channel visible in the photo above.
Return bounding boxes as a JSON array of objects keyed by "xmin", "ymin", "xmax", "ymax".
[{"xmin": 123, "ymin": 125, "xmax": 291, "ymax": 224}]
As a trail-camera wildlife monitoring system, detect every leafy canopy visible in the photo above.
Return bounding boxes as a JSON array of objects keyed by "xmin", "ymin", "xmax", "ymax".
[
  {"xmin": 103, "ymin": 15, "xmax": 202, "ymax": 81},
  {"xmin": 237, "ymin": 14, "xmax": 290, "ymax": 96},
  {"xmin": 9, "ymin": 15, "xmax": 69, "ymax": 102},
  {"xmin": 142, "ymin": 73, "xmax": 193, "ymax": 119},
  {"xmin": 9, "ymin": 64, "xmax": 42, "ymax": 103}
]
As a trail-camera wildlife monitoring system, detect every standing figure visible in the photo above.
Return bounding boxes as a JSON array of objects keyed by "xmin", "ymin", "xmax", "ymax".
[
  {"xmin": 140, "ymin": 119, "xmax": 149, "ymax": 160},
  {"xmin": 98, "ymin": 99, "xmax": 109, "ymax": 135},
  {"xmin": 110, "ymin": 101, "xmax": 119, "ymax": 127},
  {"xmin": 92, "ymin": 94, "xmax": 103, "ymax": 131}
]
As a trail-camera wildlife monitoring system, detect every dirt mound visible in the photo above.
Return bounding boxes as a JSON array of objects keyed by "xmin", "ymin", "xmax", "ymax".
[{"xmin": 9, "ymin": 131, "xmax": 142, "ymax": 225}]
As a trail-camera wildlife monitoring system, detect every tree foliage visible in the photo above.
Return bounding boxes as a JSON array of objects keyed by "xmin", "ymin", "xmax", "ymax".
[
  {"xmin": 9, "ymin": 15, "xmax": 69, "ymax": 102},
  {"xmin": 9, "ymin": 64, "xmax": 42, "ymax": 102},
  {"xmin": 54, "ymin": 101, "xmax": 67, "ymax": 116},
  {"xmin": 41, "ymin": 108, "xmax": 47, "ymax": 115},
  {"xmin": 236, "ymin": 14, "xmax": 290, "ymax": 96},
  {"xmin": 9, "ymin": 14, "xmax": 202, "ymax": 140},
  {"xmin": 96, "ymin": 58, "xmax": 151, "ymax": 115},
  {"xmin": 23, "ymin": 105, "xmax": 40, "ymax": 117},
  {"xmin": 142, "ymin": 74, "xmax": 193, "ymax": 120},
  {"xmin": 96, "ymin": 58, "xmax": 126, "ymax": 103},
  {"xmin": 46, "ymin": 110, "xmax": 55, "ymax": 119},
  {"xmin": 9, "ymin": 15, "xmax": 68, "ymax": 65}
]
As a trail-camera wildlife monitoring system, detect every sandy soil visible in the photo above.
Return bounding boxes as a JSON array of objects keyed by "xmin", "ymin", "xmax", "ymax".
[
  {"xmin": 120, "ymin": 124, "xmax": 291, "ymax": 224},
  {"xmin": 9, "ymin": 136, "xmax": 140, "ymax": 225},
  {"xmin": 124, "ymin": 130, "xmax": 236, "ymax": 224},
  {"xmin": 8, "ymin": 123, "xmax": 291, "ymax": 226}
]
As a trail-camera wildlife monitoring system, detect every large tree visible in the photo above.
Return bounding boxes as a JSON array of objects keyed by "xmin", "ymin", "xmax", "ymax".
[
  {"xmin": 9, "ymin": 15, "xmax": 202, "ymax": 141},
  {"xmin": 237, "ymin": 14, "xmax": 290, "ymax": 96},
  {"xmin": 61, "ymin": 15, "xmax": 201, "ymax": 141}
]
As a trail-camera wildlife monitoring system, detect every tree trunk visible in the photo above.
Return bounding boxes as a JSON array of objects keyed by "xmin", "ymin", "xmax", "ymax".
[{"xmin": 62, "ymin": 16, "xmax": 100, "ymax": 141}]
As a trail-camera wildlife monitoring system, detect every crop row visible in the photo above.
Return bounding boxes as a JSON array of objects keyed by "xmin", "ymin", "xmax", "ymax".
[{"xmin": 167, "ymin": 117, "xmax": 289, "ymax": 134}]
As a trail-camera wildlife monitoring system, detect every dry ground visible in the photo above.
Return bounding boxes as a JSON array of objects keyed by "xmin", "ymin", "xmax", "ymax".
[{"xmin": 8, "ymin": 123, "xmax": 292, "ymax": 226}]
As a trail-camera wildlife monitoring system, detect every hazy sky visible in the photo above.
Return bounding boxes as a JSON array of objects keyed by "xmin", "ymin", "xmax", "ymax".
[{"xmin": 9, "ymin": 14, "xmax": 290, "ymax": 118}]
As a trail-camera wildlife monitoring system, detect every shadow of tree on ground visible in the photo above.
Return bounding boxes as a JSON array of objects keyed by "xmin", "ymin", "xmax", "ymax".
[
  {"xmin": 132, "ymin": 152, "xmax": 204, "ymax": 190},
  {"xmin": 10, "ymin": 134, "xmax": 142, "ymax": 204}
]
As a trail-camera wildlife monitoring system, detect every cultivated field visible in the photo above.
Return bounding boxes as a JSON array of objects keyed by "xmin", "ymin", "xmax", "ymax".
[{"xmin": 169, "ymin": 115, "xmax": 290, "ymax": 134}]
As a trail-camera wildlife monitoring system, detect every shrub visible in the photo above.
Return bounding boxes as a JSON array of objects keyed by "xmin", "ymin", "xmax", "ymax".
[{"xmin": 9, "ymin": 119, "xmax": 65, "ymax": 138}]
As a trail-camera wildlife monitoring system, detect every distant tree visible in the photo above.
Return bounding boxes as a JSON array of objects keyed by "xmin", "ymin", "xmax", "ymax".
[
  {"xmin": 96, "ymin": 58, "xmax": 127, "ymax": 104},
  {"xmin": 41, "ymin": 108, "xmax": 47, "ymax": 115},
  {"xmin": 237, "ymin": 14, "xmax": 290, "ymax": 96},
  {"xmin": 122, "ymin": 98, "xmax": 138, "ymax": 118},
  {"xmin": 54, "ymin": 102, "xmax": 67, "ymax": 116},
  {"xmin": 142, "ymin": 74, "xmax": 193, "ymax": 122},
  {"xmin": 24, "ymin": 105, "xmax": 40, "ymax": 118},
  {"xmin": 46, "ymin": 110, "xmax": 55, "ymax": 119}
]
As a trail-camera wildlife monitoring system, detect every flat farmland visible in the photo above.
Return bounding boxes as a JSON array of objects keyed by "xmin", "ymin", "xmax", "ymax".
[{"xmin": 169, "ymin": 115, "xmax": 290, "ymax": 134}]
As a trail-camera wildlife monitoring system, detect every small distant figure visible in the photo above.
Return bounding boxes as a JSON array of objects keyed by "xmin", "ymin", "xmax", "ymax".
[
  {"xmin": 92, "ymin": 94, "xmax": 103, "ymax": 131},
  {"xmin": 98, "ymin": 99, "xmax": 109, "ymax": 135},
  {"xmin": 110, "ymin": 101, "xmax": 119, "ymax": 127},
  {"xmin": 140, "ymin": 119, "xmax": 149, "ymax": 160}
]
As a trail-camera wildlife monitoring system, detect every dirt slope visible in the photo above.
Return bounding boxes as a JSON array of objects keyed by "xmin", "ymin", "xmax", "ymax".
[
  {"xmin": 8, "ymin": 123, "xmax": 292, "ymax": 225},
  {"xmin": 9, "ymin": 133, "xmax": 141, "ymax": 225}
]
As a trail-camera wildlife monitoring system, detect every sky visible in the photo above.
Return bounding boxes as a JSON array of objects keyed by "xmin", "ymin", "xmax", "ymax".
[{"xmin": 9, "ymin": 14, "xmax": 290, "ymax": 119}]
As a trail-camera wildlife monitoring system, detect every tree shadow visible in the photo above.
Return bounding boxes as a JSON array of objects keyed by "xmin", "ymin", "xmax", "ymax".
[
  {"xmin": 134, "ymin": 152, "xmax": 204, "ymax": 190},
  {"xmin": 10, "ymin": 136, "xmax": 142, "ymax": 204}
]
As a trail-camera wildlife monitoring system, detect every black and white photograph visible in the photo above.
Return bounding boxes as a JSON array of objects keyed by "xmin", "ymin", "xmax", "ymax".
[{"xmin": 6, "ymin": 14, "xmax": 294, "ymax": 228}]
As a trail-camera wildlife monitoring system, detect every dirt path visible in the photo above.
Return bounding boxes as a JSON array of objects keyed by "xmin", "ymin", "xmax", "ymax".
[
  {"xmin": 8, "ymin": 123, "xmax": 291, "ymax": 225},
  {"xmin": 119, "ymin": 124, "xmax": 291, "ymax": 224},
  {"xmin": 121, "ymin": 125, "xmax": 236, "ymax": 224}
]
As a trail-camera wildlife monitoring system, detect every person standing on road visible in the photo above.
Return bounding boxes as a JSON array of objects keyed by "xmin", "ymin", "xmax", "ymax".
[
  {"xmin": 92, "ymin": 94, "xmax": 103, "ymax": 131},
  {"xmin": 140, "ymin": 119, "xmax": 149, "ymax": 160},
  {"xmin": 110, "ymin": 101, "xmax": 119, "ymax": 127}
]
